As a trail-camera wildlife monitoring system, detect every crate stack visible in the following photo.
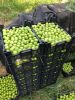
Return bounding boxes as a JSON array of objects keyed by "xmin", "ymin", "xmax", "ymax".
[
  {"xmin": 31, "ymin": 22, "xmax": 70, "ymax": 88},
  {"xmin": 0, "ymin": 21, "xmax": 75, "ymax": 100},
  {"xmin": 2, "ymin": 26, "xmax": 43, "ymax": 96}
]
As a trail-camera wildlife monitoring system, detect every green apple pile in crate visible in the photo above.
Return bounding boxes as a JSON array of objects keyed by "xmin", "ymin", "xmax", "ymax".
[
  {"xmin": 63, "ymin": 62, "xmax": 73, "ymax": 74},
  {"xmin": 3, "ymin": 26, "xmax": 39, "ymax": 55},
  {"xmin": 57, "ymin": 91, "xmax": 75, "ymax": 100},
  {"xmin": 0, "ymin": 75, "xmax": 18, "ymax": 100},
  {"xmin": 32, "ymin": 23, "xmax": 71, "ymax": 46}
]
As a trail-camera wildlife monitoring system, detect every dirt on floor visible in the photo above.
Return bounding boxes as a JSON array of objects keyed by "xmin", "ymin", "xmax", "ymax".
[{"xmin": 0, "ymin": 61, "xmax": 8, "ymax": 76}]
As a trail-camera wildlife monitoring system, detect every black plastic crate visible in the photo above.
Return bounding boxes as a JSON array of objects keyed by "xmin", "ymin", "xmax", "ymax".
[
  {"xmin": 5, "ymin": 48, "xmax": 42, "ymax": 96},
  {"xmin": 40, "ymin": 52, "xmax": 63, "ymax": 88},
  {"xmin": 62, "ymin": 60, "xmax": 75, "ymax": 77},
  {"xmin": 40, "ymin": 66, "xmax": 60, "ymax": 88},
  {"xmin": 31, "ymin": 23, "xmax": 69, "ymax": 59}
]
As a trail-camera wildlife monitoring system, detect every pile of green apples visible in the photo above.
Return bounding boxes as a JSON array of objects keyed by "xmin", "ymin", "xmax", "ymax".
[
  {"xmin": 0, "ymin": 74, "xmax": 18, "ymax": 100},
  {"xmin": 57, "ymin": 91, "xmax": 75, "ymax": 100},
  {"xmin": 32, "ymin": 22, "xmax": 71, "ymax": 46},
  {"xmin": 3, "ymin": 26, "xmax": 39, "ymax": 55},
  {"xmin": 63, "ymin": 62, "xmax": 73, "ymax": 74}
]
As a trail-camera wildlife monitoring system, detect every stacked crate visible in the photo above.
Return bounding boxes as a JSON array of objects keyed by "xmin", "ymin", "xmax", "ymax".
[{"xmin": 0, "ymin": 22, "xmax": 74, "ymax": 98}]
